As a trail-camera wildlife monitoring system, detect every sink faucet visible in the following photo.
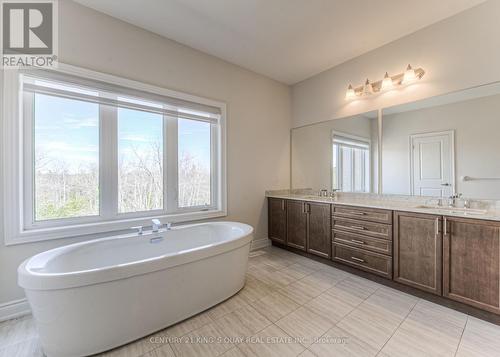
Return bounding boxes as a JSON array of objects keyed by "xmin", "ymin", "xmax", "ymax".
[
  {"xmin": 448, "ymin": 193, "xmax": 462, "ymax": 208},
  {"xmin": 152, "ymin": 219, "xmax": 162, "ymax": 232}
]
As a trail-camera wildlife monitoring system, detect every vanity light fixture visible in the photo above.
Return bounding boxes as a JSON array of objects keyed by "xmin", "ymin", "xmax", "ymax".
[
  {"xmin": 402, "ymin": 64, "xmax": 417, "ymax": 84},
  {"xmin": 345, "ymin": 64, "xmax": 425, "ymax": 100},
  {"xmin": 381, "ymin": 72, "xmax": 393, "ymax": 91},
  {"xmin": 345, "ymin": 84, "xmax": 356, "ymax": 100},
  {"xmin": 363, "ymin": 79, "xmax": 374, "ymax": 95}
]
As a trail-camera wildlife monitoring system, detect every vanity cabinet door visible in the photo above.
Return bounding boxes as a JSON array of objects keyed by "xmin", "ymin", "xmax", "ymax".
[
  {"xmin": 286, "ymin": 200, "xmax": 307, "ymax": 251},
  {"xmin": 268, "ymin": 198, "xmax": 287, "ymax": 244},
  {"xmin": 393, "ymin": 211, "xmax": 442, "ymax": 295},
  {"xmin": 307, "ymin": 202, "xmax": 331, "ymax": 259},
  {"xmin": 443, "ymin": 217, "xmax": 500, "ymax": 314}
]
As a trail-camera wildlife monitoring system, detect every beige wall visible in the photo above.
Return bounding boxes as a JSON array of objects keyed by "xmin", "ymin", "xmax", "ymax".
[
  {"xmin": 382, "ymin": 94, "xmax": 500, "ymax": 199},
  {"xmin": 0, "ymin": 1, "xmax": 291, "ymax": 305},
  {"xmin": 292, "ymin": 0, "xmax": 500, "ymax": 128}
]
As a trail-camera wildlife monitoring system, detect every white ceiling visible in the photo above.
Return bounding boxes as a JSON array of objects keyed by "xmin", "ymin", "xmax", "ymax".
[{"xmin": 74, "ymin": 0, "xmax": 485, "ymax": 84}]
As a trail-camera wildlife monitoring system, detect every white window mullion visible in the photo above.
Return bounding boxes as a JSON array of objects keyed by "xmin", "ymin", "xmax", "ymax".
[
  {"xmin": 100, "ymin": 104, "xmax": 118, "ymax": 219},
  {"xmin": 165, "ymin": 116, "xmax": 178, "ymax": 213},
  {"xmin": 22, "ymin": 91, "xmax": 35, "ymax": 228}
]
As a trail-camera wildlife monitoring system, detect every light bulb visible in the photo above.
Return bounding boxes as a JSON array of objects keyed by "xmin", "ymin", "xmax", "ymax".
[
  {"xmin": 363, "ymin": 79, "xmax": 373, "ymax": 95},
  {"xmin": 381, "ymin": 72, "xmax": 393, "ymax": 91},
  {"xmin": 345, "ymin": 84, "xmax": 356, "ymax": 100},
  {"xmin": 403, "ymin": 64, "xmax": 417, "ymax": 84}
]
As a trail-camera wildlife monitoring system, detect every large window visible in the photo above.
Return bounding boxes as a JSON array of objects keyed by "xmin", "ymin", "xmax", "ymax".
[
  {"xmin": 332, "ymin": 133, "xmax": 370, "ymax": 193},
  {"xmin": 3, "ymin": 66, "xmax": 226, "ymax": 244}
]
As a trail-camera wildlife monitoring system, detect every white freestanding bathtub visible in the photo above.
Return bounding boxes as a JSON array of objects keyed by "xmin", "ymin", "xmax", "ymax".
[{"xmin": 18, "ymin": 221, "xmax": 253, "ymax": 357}]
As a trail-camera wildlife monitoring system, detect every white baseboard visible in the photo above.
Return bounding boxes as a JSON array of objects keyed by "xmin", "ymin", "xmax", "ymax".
[
  {"xmin": 251, "ymin": 238, "xmax": 271, "ymax": 251},
  {"xmin": 0, "ymin": 298, "xmax": 31, "ymax": 322}
]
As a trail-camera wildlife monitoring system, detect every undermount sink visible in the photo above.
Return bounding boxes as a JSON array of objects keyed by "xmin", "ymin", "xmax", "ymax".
[{"xmin": 415, "ymin": 205, "xmax": 487, "ymax": 215}]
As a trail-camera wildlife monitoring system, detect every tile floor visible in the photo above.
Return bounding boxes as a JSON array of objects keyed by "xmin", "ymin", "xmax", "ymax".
[{"xmin": 2, "ymin": 246, "xmax": 500, "ymax": 357}]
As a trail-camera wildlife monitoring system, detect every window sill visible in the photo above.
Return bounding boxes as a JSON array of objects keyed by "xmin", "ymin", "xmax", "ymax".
[{"xmin": 4, "ymin": 209, "xmax": 227, "ymax": 246}]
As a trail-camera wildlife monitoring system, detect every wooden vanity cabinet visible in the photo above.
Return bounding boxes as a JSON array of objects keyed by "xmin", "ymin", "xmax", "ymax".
[
  {"xmin": 443, "ymin": 217, "xmax": 500, "ymax": 314},
  {"xmin": 286, "ymin": 200, "xmax": 308, "ymax": 251},
  {"xmin": 268, "ymin": 198, "xmax": 287, "ymax": 244},
  {"xmin": 307, "ymin": 202, "xmax": 331, "ymax": 258},
  {"xmin": 393, "ymin": 211, "xmax": 443, "ymax": 295}
]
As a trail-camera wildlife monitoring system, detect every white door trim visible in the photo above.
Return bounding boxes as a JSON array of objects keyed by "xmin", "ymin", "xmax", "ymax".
[{"xmin": 409, "ymin": 130, "xmax": 455, "ymax": 196}]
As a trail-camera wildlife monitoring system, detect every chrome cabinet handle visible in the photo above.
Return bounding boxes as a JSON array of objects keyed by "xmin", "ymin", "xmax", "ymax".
[
  {"xmin": 131, "ymin": 226, "xmax": 143, "ymax": 235},
  {"xmin": 350, "ymin": 225, "xmax": 366, "ymax": 230},
  {"xmin": 351, "ymin": 256, "xmax": 365, "ymax": 263},
  {"xmin": 435, "ymin": 218, "xmax": 439, "ymax": 237},
  {"xmin": 281, "ymin": 200, "xmax": 285, "ymax": 211},
  {"xmin": 349, "ymin": 211, "xmax": 366, "ymax": 215},
  {"xmin": 444, "ymin": 217, "xmax": 448, "ymax": 235},
  {"xmin": 351, "ymin": 239, "xmax": 365, "ymax": 245}
]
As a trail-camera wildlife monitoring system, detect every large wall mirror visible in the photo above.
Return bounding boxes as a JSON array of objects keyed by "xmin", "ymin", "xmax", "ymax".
[
  {"xmin": 291, "ymin": 112, "xmax": 379, "ymax": 193},
  {"xmin": 291, "ymin": 81, "xmax": 500, "ymax": 200},
  {"xmin": 382, "ymin": 82, "xmax": 500, "ymax": 200}
]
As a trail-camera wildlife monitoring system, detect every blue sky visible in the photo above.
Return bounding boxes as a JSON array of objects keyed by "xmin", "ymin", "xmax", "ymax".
[{"xmin": 34, "ymin": 94, "xmax": 211, "ymax": 173}]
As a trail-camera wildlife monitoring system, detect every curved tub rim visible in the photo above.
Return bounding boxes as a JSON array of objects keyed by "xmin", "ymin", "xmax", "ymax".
[{"xmin": 18, "ymin": 221, "xmax": 253, "ymax": 291}]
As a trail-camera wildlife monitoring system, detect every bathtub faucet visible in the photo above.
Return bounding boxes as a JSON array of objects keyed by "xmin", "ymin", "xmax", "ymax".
[{"xmin": 152, "ymin": 219, "xmax": 162, "ymax": 233}]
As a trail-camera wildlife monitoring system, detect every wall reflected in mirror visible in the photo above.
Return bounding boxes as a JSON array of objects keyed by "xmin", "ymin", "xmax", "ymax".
[
  {"xmin": 291, "ymin": 112, "xmax": 379, "ymax": 193},
  {"xmin": 382, "ymin": 82, "xmax": 500, "ymax": 200}
]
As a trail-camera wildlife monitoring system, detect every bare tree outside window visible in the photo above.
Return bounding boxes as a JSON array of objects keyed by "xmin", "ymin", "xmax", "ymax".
[
  {"xmin": 118, "ymin": 108, "xmax": 163, "ymax": 213},
  {"xmin": 34, "ymin": 94, "xmax": 99, "ymax": 221},
  {"xmin": 178, "ymin": 119, "xmax": 211, "ymax": 207}
]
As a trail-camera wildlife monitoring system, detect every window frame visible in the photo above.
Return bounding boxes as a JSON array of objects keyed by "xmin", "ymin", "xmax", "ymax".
[
  {"xmin": 3, "ymin": 64, "xmax": 227, "ymax": 245},
  {"xmin": 332, "ymin": 131, "xmax": 371, "ymax": 193}
]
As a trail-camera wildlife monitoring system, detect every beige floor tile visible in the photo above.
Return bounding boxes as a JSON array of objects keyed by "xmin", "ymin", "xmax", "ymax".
[
  {"xmin": 300, "ymin": 270, "xmax": 345, "ymax": 290},
  {"xmin": 288, "ymin": 256, "xmax": 328, "ymax": 271},
  {"xmin": 381, "ymin": 298, "xmax": 466, "ymax": 357},
  {"xmin": 220, "ymin": 347, "xmax": 248, "ymax": 357},
  {"xmin": 171, "ymin": 322, "xmax": 234, "ymax": 357},
  {"xmin": 456, "ymin": 316, "xmax": 500, "ymax": 357},
  {"xmin": 0, "ymin": 338, "xmax": 44, "ymax": 357},
  {"xmin": 142, "ymin": 344, "xmax": 176, "ymax": 357},
  {"xmin": 101, "ymin": 334, "xmax": 159, "ymax": 357},
  {"xmin": 248, "ymin": 254, "xmax": 292, "ymax": 270},
  {"xmin": 163, "ymin": 310, "xmax": 213, "ymax": 338},
  {"xmin": 214, "ymin": 305, "xmax": 272, "ymax": 339},
  {"xmin": 381, "ymin": 318, "xmax": 462, "ymax": 357},
  {"xmin": 363, "ymin": 286, "xmax": 418, "ymax": 318},
  {"xmin": 298, "ymin": 349, "xmax": 317, "ymax": 357},
  {"xmin": 238, "ymin": 276, "xmax": 276, "ymax": 303},
  {"xmin": 250, "ymin": 291, "xmax": 300, "ymax": 323},
  {"xmin": 278, "ymin": 279, "xmax": 327, "ymax": 305},
  {"xmin": 237, "ymin": 324, "xmax": 305, "ymax": 357},
  {"xmin": 248, "ymin": 265, "xmax": 297, "ymax": 289},
  {"xmin": 275, "ymin": 306, "xmax": 333, "ymax": 347},
  {"xmin": 325, "ymin": 276, "xmax": 378, "ymax": 307},
  {"xmin": 306, "ymin": 291, "xmax": 355, "ymax": 324},
  {"xmin": 279, "ymin": 263, "xmax": 316, "ymax": 280},
  {"xmin": 207, "ymin": 295, "xmax": 250, "ymax": 320},
  {"xmin": 308, "ymin": 326, "xmax": 378, "ymax": 357},
  {"xmin": 0, "ymin": 316, "xmax": 38, "ymax": 348},
  {"xmin": 336, "ymin": 301, "xmax": 404, "ymax": 350}
]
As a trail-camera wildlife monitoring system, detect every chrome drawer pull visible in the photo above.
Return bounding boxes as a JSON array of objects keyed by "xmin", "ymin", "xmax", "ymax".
[
  {"xmin": 351, "ymin": 256, "xmax": 365, "ymax": 263},
  {"xmin": 349, "ymin": 211, "xmax": 366, "ymax": 215},
  {"xmin": 350, "ymin": 225, "xmax": 366, "ymax": 230},
  {"xmin": 350, "ymin": 239, "xmax": 365, "ymax": 245}
]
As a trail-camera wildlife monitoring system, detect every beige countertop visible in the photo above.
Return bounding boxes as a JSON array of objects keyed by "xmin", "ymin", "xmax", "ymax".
[{"xmin": 266, "ymin": 192, "xmax": 500, "ymax": 222}]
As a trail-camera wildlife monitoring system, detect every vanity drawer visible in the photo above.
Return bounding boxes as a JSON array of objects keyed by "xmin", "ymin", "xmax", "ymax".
[
  {"xmin": 333, "ymin": 217, "xmax": 392, "ymax": 240},
  {"xmin": 333, "ymin": 230, "xmax": 392, "ymax": 255},
  {"xmin": 332, "ymin": 243, "xmax": 392, "ymax": 279},
  {"xmin": 333, "ymin": 205, "xmax": 392, "ymax": 224}
]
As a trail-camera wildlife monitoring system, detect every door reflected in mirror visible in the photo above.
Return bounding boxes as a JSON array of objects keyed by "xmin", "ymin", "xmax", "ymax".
[{"xmin": 382, "ymin": 82, "xmax": 500, "ymax": 200}]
